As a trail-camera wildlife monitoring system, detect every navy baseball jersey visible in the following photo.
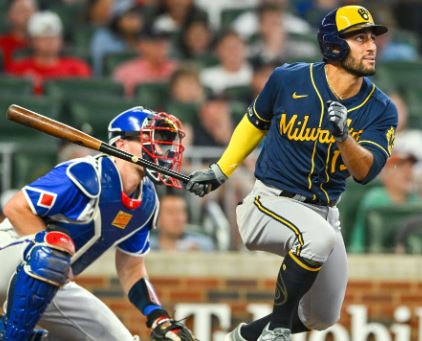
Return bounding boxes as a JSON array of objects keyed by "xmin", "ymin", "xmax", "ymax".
[
  {"xmin": 251, "ymin": 62, "xmax": 398, "ymax": 205},
  {"xmin": 23, "ymin": 154, "xmax": 158, "ymax": 275}
]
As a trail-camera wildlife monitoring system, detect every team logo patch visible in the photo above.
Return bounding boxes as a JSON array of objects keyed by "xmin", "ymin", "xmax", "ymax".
[
  {"xmin": 358, "ymin": 8, "xmax": 370, "ymax": 21},
  {"xmin": 112, "ymin": 211, "xmax": 133, "ymax": 229},
  {"xmin": 386, "ymin": 126, "xmax": 395, "ymax": 155},
  {"xmin": 37, "ymin": 191, "xmax": 57, "ymax": 209}
]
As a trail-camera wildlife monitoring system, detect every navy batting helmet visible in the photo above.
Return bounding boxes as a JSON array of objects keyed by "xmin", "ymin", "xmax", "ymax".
[{"xmin": 318, "ymin": 5, "xmax": 388, "ymax": 61}]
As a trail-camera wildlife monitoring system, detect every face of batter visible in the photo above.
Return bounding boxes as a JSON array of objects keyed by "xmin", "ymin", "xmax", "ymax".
[{"xmin": 342, "ymin": 29, "xmax": 377, "ymax": 77}]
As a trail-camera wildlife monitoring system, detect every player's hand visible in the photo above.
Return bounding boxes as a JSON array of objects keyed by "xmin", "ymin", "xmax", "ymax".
[
  {"xmin": 149, "ymin": 315, "xmax": 196, "ymax": 341},
  {"xmin": 185, "ymin": 163, "xmax": 227, "ymax": 197},
  {"xmin": 327, "ymin": 100, "xmax": 348, "ymax": 142}
]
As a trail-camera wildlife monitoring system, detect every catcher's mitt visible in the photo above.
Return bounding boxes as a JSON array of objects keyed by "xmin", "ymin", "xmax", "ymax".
[{"xmin": 150, "ymin": 318, "xmax": 196, "ymax": 341}]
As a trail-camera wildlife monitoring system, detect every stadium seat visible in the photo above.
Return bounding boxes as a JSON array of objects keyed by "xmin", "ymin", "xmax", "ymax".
[
  {"xmin": 0, "ymin": 95, "xmax": 60, "ymax": 142},
  {"xmin": 12, "ymin": 146, "xmax": 58, "ymax": 189},
  {"xmin": 338, "ymin": 178, "xmax": 381, "ymax": 247},
  {"xmin": 102, "ymin": 51, "xmax": 138, "ymax": 77},
  {"xmin": 364, "ymin": 203, "xmax": 422, "ymax": 253},
  {"xmin": 134, "ymin": 82, "xmax": 169, "ymax": 111},
  {"xmin": 223, "ymin": 85, "xmax": 251, "ymax": 103},
  {"xmin": 377, "ymin": 60, "xmax": 422, "ymax": 94},
  {"xmin": 68, "ymin": 97, "xmax": 141, "ymax": 141},
  {"xmin": 0, "ymin": 76, "xmax": 33, "ymax": 96},
  {"xmin": 220, "ymin": 7, "xmax": 255, "ymax": 28},
  {"xmin": 165, "ymin": 101, "xmax": 199, "ymax": 126},
  {"xmin": 45, "ymin": 78, "xmax": 125, "ymax": 101},
  {"xmin": 45, "ymin": 78, "xmax": 125, "ymax": 123}
]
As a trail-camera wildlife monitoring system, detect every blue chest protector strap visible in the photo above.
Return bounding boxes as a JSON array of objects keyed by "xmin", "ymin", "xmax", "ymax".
[{"xmin": 2, "ymin": 231, "xmax": 74, "ymax": 341}]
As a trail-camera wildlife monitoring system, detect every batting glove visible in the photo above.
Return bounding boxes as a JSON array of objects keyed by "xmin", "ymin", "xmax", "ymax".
[
  {"xmin": 186, "ymin": 163, "xmax": 227, "ymax": 197},
  {"xmin": 327, "ymin": 100, "xmax": 349, "ymax": 142}
]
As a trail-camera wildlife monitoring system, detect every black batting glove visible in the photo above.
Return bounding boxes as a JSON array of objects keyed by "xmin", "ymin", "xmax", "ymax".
[
  {"xmin": 186, "ymin": 163, "xmax": 227, "ymax": 197},
  {"xmin": 327, "ymin": 100, "xmax": 348, "ymax": 142}
]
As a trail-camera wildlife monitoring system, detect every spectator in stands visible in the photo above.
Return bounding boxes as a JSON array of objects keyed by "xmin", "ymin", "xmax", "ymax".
[
  {"xmin": 390, "ymin": 92, "xmax": 409, "ymax": 133},
  {"xmin": 349, "ymin": 142, "xmax": 420, "ymax": 254},
  {"xmin": 250, "ymin": 62, "xmax": 276, "ymax": 102},
  {"xmin": 193, "ymin": 95, "xmax": 233, "ymax": 148},
  {"xmin": 113, "ymin": 26, "xmax": 177, "ymax": 97},
  {"xmin": 167, "ymin": 66, "xmax": 206, "ymax": 147},
  {"xmin": 85, "ymin": 0, "xmax": 115, "ymax": 27},
  {"xmin": 151, "ymin": 0, "xmax": 208, "ymax": 35},
  {"xmin": 150, "ymin": 193, "xmax": 215, "ymax": 251},
  {"xmin": 0, "ymin": 0, "xmax": 37, "ymax": 70},
  {"xmin": 248, "ymin": 3, "xmax": 318, "ymax": 65},
  {"xmin": 7, "ymin": 11, "xmax": 91, "ymax": 95},
  {"xmin": 169, "ymin": 66, "xmax": 205, "ymax": 104},
  {"xmin": 200, "ymin": 30, "xmax": 252, "ymax": 94},
  {"xmin": 90, "ymin": 0, "xmax": 143, "ymax": 76},
  {"xmin": 178, "ymin": 18, "xmax": 214, "ymax": 63},
  {"xmin": 377, "ymin": 29, "xmax": 419, "ymax": 62},
  {"xmin": 232, "ymin": 0, "xmax": 311, "ymax": 39}
]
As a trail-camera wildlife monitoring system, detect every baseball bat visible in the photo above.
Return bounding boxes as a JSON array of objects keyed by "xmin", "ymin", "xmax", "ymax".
[{"xmin": 6, "ymin": 104, "xmax": 190, "ymax": 184}]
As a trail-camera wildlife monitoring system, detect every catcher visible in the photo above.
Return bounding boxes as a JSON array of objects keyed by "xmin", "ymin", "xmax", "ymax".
[{"xmin": 0, "ymin": 107, "xmax": 195, "ymax": 340}]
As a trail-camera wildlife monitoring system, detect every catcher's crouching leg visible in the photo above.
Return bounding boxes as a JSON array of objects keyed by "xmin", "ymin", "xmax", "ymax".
[{"xmin": 1, "ymin": 230, "xmax": 75, "ymax": 341}]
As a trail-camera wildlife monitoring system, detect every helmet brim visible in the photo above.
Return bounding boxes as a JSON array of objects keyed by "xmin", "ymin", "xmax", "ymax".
[{"xmin": 339, "ymin": 23, "xmax": 388, "ymax": 37}]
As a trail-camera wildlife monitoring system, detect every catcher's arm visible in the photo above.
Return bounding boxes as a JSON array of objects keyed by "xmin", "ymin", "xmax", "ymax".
[{"xmin": 116, "ymin": 250, "xmax": 195, "ymax": 340}]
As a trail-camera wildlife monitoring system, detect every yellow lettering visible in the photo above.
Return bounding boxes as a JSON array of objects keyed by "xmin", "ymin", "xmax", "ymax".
[
  {"xmin": 279, "ymin": 114, "xmax": 296, "ymax": 135},
  {"xmin": 319, "ymin": 130, "xmax": 332, "ymax": 144}
]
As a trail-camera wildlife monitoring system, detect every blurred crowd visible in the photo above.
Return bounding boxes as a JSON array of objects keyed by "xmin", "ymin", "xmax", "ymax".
[{"xmin": 1, "ymin": 0, "xmax": 422, "ymax": 254}]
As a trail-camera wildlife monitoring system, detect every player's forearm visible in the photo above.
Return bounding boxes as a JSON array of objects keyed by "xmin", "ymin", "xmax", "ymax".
[
  {"xmin": 217, "ymin": 115, "xmax": 266, "ymax": 176},
  {"xmin": 115, "ymin": 249, "xmax": 148, "ymax": 294},
  {"xmin": 336, "ymin": 136, "xmax": 373, "ymax": 181},
  {"xmin": 3, "ymin": 191, "xmax": 46, "ymax": 236}
]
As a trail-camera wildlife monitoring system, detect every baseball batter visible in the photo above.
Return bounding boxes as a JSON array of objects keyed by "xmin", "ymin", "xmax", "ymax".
[
  {"xmin": 0, "ymin": 107, "xmax": 195, "ymax": 340},
  {"xmin": 186, "ymin": 5, "xmax": 397, "ymax": 341}
]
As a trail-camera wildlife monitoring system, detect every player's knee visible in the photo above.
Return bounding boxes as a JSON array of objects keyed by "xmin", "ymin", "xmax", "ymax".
[
  {"xmin": 308, "ymin": 226, "xmax": 337, "ymax": 259},
  {"xmin": 307, "ymin": 312, "xmax": 340, "ymax": 331},
  {"xmin": 24, "ymin": 230, "xmax": 75, "ymax": 286}
]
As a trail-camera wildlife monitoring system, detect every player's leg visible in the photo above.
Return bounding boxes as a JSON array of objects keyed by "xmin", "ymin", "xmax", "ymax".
[
  {"xmin": 296, "ymin": 207, "xmax": 348, "ymax": 330},
  {"xmin": 232, "ymin": 193, "xmax": 337, "ymax": 339},
  {"xmin": 0, "ymin": 222, "xmax": 28, "ymax": 295},
  {"xmin": 40, "ymin": 281, "xmax": 135, "ymax": 341},
  {"xmin": 0, "ymin": 230, "xmax": 74, "ymax": 341}
]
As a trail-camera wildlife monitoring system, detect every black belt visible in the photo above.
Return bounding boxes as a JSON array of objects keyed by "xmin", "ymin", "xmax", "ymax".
[{"xmin": 278, "ymin": 189, "xmax": 337, "ymax": 207}]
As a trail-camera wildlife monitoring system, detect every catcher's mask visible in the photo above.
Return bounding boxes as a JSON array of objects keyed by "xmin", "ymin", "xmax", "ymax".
[{"xmin": 108, "ymin": 106, "xmax": 185, "ymax": 188}]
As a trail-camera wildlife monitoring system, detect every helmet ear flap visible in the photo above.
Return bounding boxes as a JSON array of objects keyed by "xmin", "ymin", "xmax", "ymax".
[{"xmin": 319, "ymin": 32, "xmax": 350, "ymax": 61}]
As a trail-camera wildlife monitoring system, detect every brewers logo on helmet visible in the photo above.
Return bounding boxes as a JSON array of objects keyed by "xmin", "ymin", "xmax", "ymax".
[{"xmin": 318, "ymin": 5, "xmax": 388, "ymax": 61}]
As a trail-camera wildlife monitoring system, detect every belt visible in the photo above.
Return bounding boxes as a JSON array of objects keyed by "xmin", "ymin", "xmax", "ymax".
[{"xmin": 278, "ymin": 189, "xmax": 337, "ymax": 207}]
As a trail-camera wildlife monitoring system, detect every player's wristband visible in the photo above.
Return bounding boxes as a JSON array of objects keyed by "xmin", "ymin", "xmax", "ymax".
[{"xmin": 128, "ymin": 278, "xmax": 163, "ymax": 317}]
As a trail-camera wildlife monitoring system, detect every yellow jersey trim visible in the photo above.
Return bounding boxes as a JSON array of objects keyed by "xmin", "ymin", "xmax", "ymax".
[
  {"xmin": 288, "ymin": 251, "xmax": 322, "ymax": 272},
  {"xmin": 254, "ymin": 196, "xmax": 304, "ymax": 256},
  {"xmin": 348, "ymin": 84, "xmax": 376, "ymax": 113},
  {"xmin": 359, "ymin": 140, "xmax": 390, "ymax": 157},
  {"xmin": 253, "ymin": 97, "xmax": 272, "ymax": 123},
  {"xmin": 308, "ymin": 63, "xmax": 330, "ymax": 203}
]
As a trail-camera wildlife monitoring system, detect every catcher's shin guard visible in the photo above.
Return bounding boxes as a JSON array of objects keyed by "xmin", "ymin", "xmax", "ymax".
[{"xmin": 3, "ymin": 230, "xmax": 74, "ymax": 341}]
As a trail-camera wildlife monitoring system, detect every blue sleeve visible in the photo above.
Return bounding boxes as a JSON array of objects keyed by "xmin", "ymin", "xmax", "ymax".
[
  {"xmin": 356, "ymin": 100, "xmax": 398, "ymax": 184},
  {"xmin": 23, "ymin": 164, "xmax": 91, "ymax": 220},
  {"xmin": 250, "ymin": 66, "xmax": 284, "ymax": 126}
]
